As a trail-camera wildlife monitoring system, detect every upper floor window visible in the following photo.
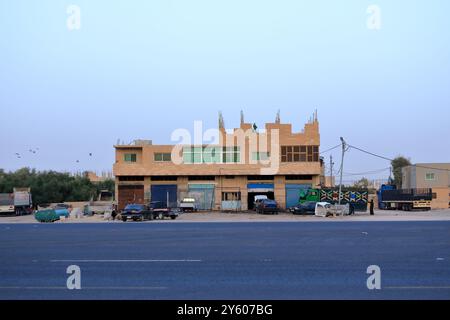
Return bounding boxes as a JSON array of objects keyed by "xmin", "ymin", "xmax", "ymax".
[
  {"xmin": 223, "ymin": 147, "xmax": 240, "ymax": 163},
  {"xmin": 182, "ymin": 146, "xmax": 240, "ymax": 164},
  {"xmin": 281, "ymin": 146, "xmax": 319, "ymax": 162},
  {"xmin": 154, "ymin": 153, "xmax": 172, "ymax": 162},
  {"xmin": 118, "ymin": 176, "xmax": 144, "ymax": 181},
  {"xmin": 124, "ymin": 153, "xmax": 137, "ymax": 163},
  {"xmin": 252, "ymin": 152, "xmax": 270, "ymax": 161},
  {"xmin": 425, "ymin": 173, "xmax": 435, "ymax": 181}
]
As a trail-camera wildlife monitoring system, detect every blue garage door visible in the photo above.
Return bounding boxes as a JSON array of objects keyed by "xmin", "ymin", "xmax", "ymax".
[
  {"xmin": 151, "ymin": 185, "xmax": 177, "ymax": 208},
  {"xmin": 286, "ymin": 184, "xmax": 312, "ymax": 208}
]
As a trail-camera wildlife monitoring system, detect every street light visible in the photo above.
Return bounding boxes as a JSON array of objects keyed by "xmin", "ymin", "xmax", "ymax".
[{"xmin": 338, "ymin": 137, "xmax": 346, "ymax": 205}]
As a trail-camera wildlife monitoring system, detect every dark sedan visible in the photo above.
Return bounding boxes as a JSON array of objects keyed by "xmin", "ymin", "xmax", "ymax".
[
  {"xmin": 256, "ymin": 199, "xmax": 279, "ymax": 215},
  {"xmin": 121, "ymin": 204, "xmax": 153, "ymax": 222},
  {"xmin": 292, "ymin": 201, "xmax": 317, "ymax": 215}
]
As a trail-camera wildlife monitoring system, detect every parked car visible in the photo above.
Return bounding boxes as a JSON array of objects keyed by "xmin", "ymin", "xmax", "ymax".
[
  {"xmin": 55, "ymin": 208, "xmax": 70, "ymax": 218},
  {"xmin": 179, "ymin": 198, "xmax": 198, "ymax": 212},
  {"xmin": 121, "ymin": 203, "xmax": 179, "ymax": 222},
  {"xmin": 121, "ymin": 204, "xmax": 153, "ymax": 222},
  {"xmin": 291, "ymin": 201, "xmax": 317, "ymax": 215},
  {"xmin": 256, "ymin": 199, "xmax": 279, "ymax": 215},
  {"xmin": 149, "ymin": 201, "xmax": 179, "ymax": 220},
  {"xmin": 253, "ymin": 195, "xmax": 269, "ymax": 210},
  {"xmin": 52, "ymin": 203, "xmax": 71, "ymax": 218}
]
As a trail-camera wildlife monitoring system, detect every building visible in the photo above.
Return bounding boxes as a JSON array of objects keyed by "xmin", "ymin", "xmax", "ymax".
[
  {"xmin": 113, "ymin": 113, "xmax": 322, "ymax": 211},
  {"xmin": 402, "ymin": 163, "xmax": 450, "ymax": 209},
  {"xmin": 323, "ymin": 176, "xmax": 335, "ymax": 188},
  {"xmin": 85, "ymin": 171, "xmax": 114, "ymax": 183}
]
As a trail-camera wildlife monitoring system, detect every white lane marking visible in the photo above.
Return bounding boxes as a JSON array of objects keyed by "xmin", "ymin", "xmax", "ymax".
[
  {"xmin": 0, "ymin": 286, "xmax": 167, "ymax": 290},
  {"xmin": 385, "ymin": 286, "xmax": 450, "ymax": 290},
  {"xmin": 50, "ymin": 259, "xmax": 202, "ymax": 263}
]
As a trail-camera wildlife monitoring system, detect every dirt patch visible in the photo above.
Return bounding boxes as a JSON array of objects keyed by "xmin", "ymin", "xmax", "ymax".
[{"xmin": 1, "ymin": 209, "xmax": 450, "ymax": 224}]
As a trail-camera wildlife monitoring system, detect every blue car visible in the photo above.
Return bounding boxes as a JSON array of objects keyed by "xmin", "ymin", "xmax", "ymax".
[
  {"xmin": 256, "ymin": 199, "xmax": 279, "ymax": 215},
  {"xmin": 54, "ymin": 204, "xmax": 70, "ymax": 218}
]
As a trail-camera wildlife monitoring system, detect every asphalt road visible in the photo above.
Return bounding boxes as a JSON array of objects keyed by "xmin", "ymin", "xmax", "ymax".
[{"xmin": 0, "ymin": 221, "xmax": 449, "ymax": 300}]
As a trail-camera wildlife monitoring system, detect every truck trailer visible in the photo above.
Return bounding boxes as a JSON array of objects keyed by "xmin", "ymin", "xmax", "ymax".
[
  {"xmin": 13, "ymin": 188, "xmax": 33, "ymax": 215},
  {"xmin": 377, "ymin": 185, "xmax": 432, "ymax": 211}
]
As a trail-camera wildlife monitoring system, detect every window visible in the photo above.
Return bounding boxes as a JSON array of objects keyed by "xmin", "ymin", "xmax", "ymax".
[
  {"xmin": 222, "ymin": 192, "xmax": 241, "ymax": 201},
  {"xmin": 252, "ymin": 152, "xmax": 270, "ymax": 161},
  {"xmin": 281, "ymin": 146, "xmax": 319, "ymax": 162},
  {"xmin": 432, "ymin": 193, "xmax": 437, "ymax": 199},
  {"xmin": 188, "ymin": 176, "xmax": 216, "ymax": 181},
  {"xmin": 425, "ymin": 173, "xmax": 435, "ymax": 181},
  {"xmin": 285, "ymin": 175, "xmax": 313, "ymax": 181},
  {"xmin": 183, "ymin": 147, "xmax": 202, "ymax": 164},
  {"xmin": 183, "ymin": 146, "xmax": 224, "ymax": 164},
  {"xmin": 203, "ymin": 146, "xmax": 222, "ymax": 164},
  {"xmin": 300, "ymin": 146, "xmax": 307, "ymax": 162},
  {"xmin": 124, "ymin": 153, "xmax": 137, "ymax": 162},
  {"xmin": 118, "ymin": 176, "xmax": 144, "ymax": 181},
  {"xmin": 151, "ymin": 176, "xmax": 177, "ymax": 181},
  {"xmin": 223, "ymin": 147, "xmax": 240, "ymax": 163},
  {"xmin": 154, "ymin": 153, "xmax": 172, "ymax": 162},
  {"xmin": 247, "ymin": 175, "xmax": 275, "ymax": 181}
]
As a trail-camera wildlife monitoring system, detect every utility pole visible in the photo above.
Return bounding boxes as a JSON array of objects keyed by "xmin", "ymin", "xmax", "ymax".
[
  {"xmin": 338, "ymin": 137, "xmax": 347, "ymax": 205},
  {"xmin": 330, "ymin": 155, "xmax": 334, "ymax": 187}
]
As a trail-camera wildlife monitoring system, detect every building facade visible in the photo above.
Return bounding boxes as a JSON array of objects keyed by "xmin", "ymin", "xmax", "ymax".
[
  {"xmin": 113, "ymin": 115, "xmax": 322, "ymax": 211},
  {"xmin": 402, "ymin": 163, "xmax": 450, "ymax": 209}
]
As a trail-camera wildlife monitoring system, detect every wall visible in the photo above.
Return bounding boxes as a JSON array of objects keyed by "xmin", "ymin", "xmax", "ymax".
[{"xmin": 431, "ymin": 187, "xmax": 450, "ymax": 209}]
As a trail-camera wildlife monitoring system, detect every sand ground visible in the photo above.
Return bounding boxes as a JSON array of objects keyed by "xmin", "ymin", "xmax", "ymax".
[{"xmin": 1, "ymin": 209, "xmax": 450, "ymax": 223}]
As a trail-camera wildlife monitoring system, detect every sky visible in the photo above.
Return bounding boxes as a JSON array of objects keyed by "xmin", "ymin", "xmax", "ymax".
[{"xmin": 0, "ymin": 0, "xmax": 449, "ymax": 183}]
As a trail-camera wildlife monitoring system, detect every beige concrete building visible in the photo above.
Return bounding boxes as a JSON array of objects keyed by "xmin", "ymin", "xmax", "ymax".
[
  {"xmin": 402, "ymin": 163, "xmax": 450, "ymax": 209},
  {"xmin": 113, "ymin": 114, "xmax": 323, "ymax": 211}
]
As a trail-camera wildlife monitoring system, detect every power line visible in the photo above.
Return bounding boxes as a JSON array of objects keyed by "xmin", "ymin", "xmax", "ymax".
[
  {"xmin": 320, "ymin": 144, "xmax": 341, "ymax": 154},
  {"xmin": 348, "ymin": 144, "xmax": 450, "ymax": 172},
  {"xmin": 343, "ymin": 167, "xmax": 391, "ymax": 177},
  {"xmin": 348, "ymin": 145, "xmax": 393, "ymax": 162}
]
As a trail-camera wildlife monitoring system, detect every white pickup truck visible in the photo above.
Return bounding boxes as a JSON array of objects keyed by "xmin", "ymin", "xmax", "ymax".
[{"xmin": 179, "ymin": 198, "xmax": 198, "ymax": 212}]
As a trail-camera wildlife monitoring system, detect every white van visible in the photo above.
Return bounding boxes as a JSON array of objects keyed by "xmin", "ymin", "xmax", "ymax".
[{"xmin": 254, "ymin": 195, "xmax": 269, "ymax": 210}]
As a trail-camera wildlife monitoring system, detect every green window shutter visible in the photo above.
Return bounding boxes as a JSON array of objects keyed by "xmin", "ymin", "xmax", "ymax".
[
  {"xmin": 124, "ymin": 154, "xmax": 137, "ymax": 162},
  {"xmin": 154, "ymin": 153, "xmax": 163, "ymax": 161}
]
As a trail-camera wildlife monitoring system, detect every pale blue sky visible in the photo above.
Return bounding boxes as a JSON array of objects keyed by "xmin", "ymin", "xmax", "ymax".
[{"xmin": 0, "ymin": 1, "xmax": 449, "ymax": 182}]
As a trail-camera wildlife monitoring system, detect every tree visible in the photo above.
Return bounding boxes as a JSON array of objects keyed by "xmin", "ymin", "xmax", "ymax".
[
  {"xmin": 353, "ymin": 177, "xmax": 369, "ymax": 189},
  {"xmin": 0, "ymin": 168, "xmax": 102, "ymax": 204},
  {"xmin": 391, "ymin": 156, "xmax": 411, "ymax": 188}
]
